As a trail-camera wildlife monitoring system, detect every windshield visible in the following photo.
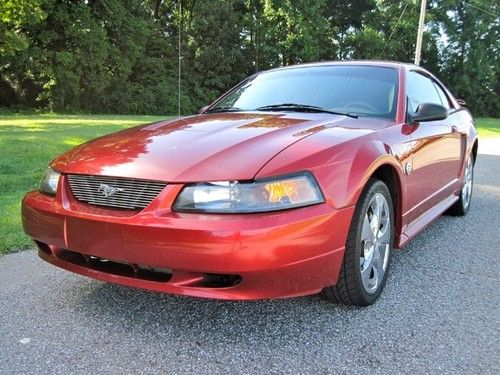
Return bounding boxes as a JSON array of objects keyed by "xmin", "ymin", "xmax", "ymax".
[{"xmin": 210, "ymin": 65, "xmax": 399, "ymax": 119}]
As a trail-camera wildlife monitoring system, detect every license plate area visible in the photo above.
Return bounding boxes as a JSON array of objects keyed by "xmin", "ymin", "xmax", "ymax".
[{"xmin": 65, "ymin": 217, "xmax": 123, "ymax": 259}]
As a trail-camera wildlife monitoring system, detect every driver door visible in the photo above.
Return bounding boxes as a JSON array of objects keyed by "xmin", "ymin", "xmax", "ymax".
[{"xmin": 406, "ymin": 71, "xmax": 462, "ymax": 221}]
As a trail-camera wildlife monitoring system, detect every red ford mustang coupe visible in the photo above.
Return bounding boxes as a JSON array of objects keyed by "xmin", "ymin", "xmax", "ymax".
[{"xmin": 22, "ymin": 61, "xmax": 477, "ymax": 305}]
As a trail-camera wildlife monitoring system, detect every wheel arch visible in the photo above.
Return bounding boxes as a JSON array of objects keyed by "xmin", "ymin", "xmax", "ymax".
[
  {"xmin": 347, "ymin": 142, "xmax": 405, "ymax": 248},
  {"xmin": 472, "ymin": 138, "xmax": 478, "ymax": 164},
  {"xmin": 370, "ymin": 164, "xmax": 403, "ymax": 245}
]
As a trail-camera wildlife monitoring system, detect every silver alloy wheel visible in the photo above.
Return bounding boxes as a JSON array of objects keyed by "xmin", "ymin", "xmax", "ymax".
[
  {"xmin": 462, "ymin": 156, "xmax": 474, "ymax": 209},
  {"xmin": 360, "ymin": 193, "xmax": 391, "ymax": 293}
]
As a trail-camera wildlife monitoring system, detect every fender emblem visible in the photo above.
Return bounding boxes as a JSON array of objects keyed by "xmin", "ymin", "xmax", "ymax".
[
  {"xmin": 98, "ymin": 183, "xmax": 124, "ymax": 198},
  {"xmin": 404, "ymin": 162, "xmax": 413, "ymax": 175}
]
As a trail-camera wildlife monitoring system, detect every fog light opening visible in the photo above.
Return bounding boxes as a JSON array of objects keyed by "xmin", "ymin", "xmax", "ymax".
[
  {"xmin": 202, "ymin": 273, "xmax": 242, "ymax": 288},
  {"xmin": 57, "ymin": 249, "xmax": 88, "ymax": 266},
  {"xmin": 135, "ymin": 265, "xmax": 172, "ymax": 282},
  {"xmin": 35, "ymin": 241, "xmax": 52, "ymax": 256}
]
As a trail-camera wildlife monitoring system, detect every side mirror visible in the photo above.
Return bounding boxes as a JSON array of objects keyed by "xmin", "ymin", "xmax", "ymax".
[
  {"xmin": 199, "ymin": 105, "xmax": 209, "ymax": 114},
  {"xmin": 410, "ymin": 103, "xmax": 448, "ymax": 122},
  {"xmin": 456, "ymin": 98, "xmax": 467, "ymax": 107}
]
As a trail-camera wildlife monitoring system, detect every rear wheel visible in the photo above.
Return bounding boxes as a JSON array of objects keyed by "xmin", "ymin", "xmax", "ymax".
[
  {"xmin": 323, "ymin": 179, "xmax": 394, "ymax": 306},
  {"xmin": 446, "ymin": 154, "xmax": 474, "ymax": 216}
]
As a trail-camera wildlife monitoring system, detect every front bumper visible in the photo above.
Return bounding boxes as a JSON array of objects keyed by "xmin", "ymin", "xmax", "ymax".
[{"xmin": 21, "ymin": 179, "xmax": 354, "ymax": 300}]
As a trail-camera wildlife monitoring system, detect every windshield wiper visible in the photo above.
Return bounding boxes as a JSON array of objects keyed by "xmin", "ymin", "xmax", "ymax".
[
  {"xmin": 255, "ymin": 103, "xmax": 358, "ymax": 119},
  {"xmin": 205, "ymin": 106, "xmax": 244, "ymax": 113}
]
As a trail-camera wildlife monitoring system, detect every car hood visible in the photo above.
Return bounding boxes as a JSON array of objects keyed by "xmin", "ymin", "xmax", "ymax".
[{"xmin": 52, "ymin": 112, "xmax": 377, "ymax": 182}]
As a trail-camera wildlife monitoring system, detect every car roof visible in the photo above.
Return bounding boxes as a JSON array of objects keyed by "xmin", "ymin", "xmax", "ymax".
[{"xmin": 265, "ymin": 60, "xmax": 420, "ymax": 72}]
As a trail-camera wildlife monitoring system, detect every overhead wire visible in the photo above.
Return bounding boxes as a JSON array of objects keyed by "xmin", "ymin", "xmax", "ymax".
[
  {"xmin": 467, "ymin": 0, "xmax": 500, "ymax": 19},
  {"xmin": 379, "ymin": 1, "xmax": 412, "ymax": 59}
]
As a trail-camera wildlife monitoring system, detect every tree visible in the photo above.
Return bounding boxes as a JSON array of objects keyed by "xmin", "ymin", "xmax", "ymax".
[
  {"xmin": 0, "ymin": 0, "xmax": 45, "ymax": 106},
  {"xmin": 430, "ymin": 0, "xmax": 499, "ymax": 116},
  {"xmin": 0, "ymin": 0, "xmax": 45, "ymax": 56},
  {"xmin": 0, "ymin": 0, "xmax": 497, "ymax": 116}
]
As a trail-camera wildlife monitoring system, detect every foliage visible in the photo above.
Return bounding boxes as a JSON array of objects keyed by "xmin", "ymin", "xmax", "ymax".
[
  {"xmin": 430, "ymin": 0, "xmax": 499, "ymax": 116},
  {"xmin": 0, "ymin": 0, "xmax": 498, "ymax": 116},
  {"xmin": 0, "ymin": 0, "xmax": 45, "ymax": 56}
]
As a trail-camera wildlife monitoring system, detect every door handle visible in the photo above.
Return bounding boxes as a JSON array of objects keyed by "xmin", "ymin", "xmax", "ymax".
[{"xmin": 451, "ymin": 125, "xmax": 458, "ymax": 133}]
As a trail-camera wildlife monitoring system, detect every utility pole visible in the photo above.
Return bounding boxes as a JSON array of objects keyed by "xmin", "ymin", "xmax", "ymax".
[{"xmin": 414, "ymin": 0, "xmax": 427, "ymax": 65}]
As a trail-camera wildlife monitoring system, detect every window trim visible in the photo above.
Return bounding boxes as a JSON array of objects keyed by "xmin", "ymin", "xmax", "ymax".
[
  {"xmin": 407, "ymin": 68, "xmax": 460, "ymax": 112},
  {"xmin": 431, "ymin": 80, "xmax": 452, "ymax": 109},
  {"xmin": 406, "ymin": 69, "xmax": 452, "ymax": 119}
]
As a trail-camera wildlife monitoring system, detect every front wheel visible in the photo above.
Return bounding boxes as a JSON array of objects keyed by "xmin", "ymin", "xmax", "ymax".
[{"xmin": 323, "ymin": 179, "xmax": 394, "ymax": 306}]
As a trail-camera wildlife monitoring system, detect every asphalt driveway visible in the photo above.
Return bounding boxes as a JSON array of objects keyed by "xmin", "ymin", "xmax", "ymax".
[{"xmin": 1, "ymin": 144, "xmax": 499, "ymax": 374}]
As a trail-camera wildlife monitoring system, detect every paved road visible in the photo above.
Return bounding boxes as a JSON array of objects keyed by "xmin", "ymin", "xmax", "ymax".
[{"xmin": 1, "ymin": 146, "xmax": 499, "ymax": 374}]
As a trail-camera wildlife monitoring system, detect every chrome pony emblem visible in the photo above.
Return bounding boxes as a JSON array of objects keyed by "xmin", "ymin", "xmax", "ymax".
[{"xmin": 98, "ymin": 183, "xmax": 124, "ymax": 198}]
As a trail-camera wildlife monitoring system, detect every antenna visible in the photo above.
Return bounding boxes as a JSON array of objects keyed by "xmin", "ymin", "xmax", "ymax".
[{"xmin": 178, "ymin": 0, "xmax": 182, "ymax": 118}]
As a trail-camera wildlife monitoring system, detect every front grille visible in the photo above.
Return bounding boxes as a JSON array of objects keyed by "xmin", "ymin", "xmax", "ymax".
[{"xmin": 67, "ymin": 174, "xmax": 167, "ymax": 210}]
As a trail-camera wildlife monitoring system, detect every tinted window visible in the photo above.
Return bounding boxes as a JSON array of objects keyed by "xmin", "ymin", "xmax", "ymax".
[
  {"xmin": 433, "ymin": 81, "xmax": 452, "ymax": 109},
  {"xmin": 213, "ymin": 66, "xmax": 399, "ymax": 119},
  {"xmin": 407, "ymin": 71, "xmax": 443, "ymax": 113}
]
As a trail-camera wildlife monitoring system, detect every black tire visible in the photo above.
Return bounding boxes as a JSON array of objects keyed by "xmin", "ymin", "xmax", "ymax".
[
  {"xmin": 323, "ymin": 179, "xmax": 394, "ymax": 306},
  {"xmin": 446, "ymin": 154, "xmax": 474, "ymax": 216}
]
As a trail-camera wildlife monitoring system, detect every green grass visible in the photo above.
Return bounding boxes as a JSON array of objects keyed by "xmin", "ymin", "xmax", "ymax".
[
  {"xmin": 476, "ymin": 117, "xmax": 500, "ymax": 138},
  {"xmin": 0, "ymin": 112, "xmax": 498, "ymax": 254},
  {"xmin": 0, "ymin": 112, "xmax": 168, "ymax": 254}
]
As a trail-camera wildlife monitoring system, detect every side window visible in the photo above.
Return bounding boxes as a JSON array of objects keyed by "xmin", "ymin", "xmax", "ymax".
[
  {"xmin": 432, "ymin": 81, "xmax": 452, "ymax": 109},
  {"xmin": 406, "ymin": 71, "xmax": 443, "ymax": 113}
]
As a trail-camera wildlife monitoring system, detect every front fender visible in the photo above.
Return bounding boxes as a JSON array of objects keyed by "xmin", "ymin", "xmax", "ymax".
[
  {"xmin": 256, "ymin": 131, "xmax": 407, "ymax": 211},
  {"xmin": 346, "ymin": 140, "xmax": 406, "ymax": 207}
]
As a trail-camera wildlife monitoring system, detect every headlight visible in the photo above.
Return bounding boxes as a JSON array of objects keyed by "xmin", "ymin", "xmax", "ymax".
[
  {"xmin": 40, "ymin": 167, "xmax": 61, "ymax": 196},
  {"xmin": 173, "ymin": 172, "xmax": 324, "ymax": 213}
]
